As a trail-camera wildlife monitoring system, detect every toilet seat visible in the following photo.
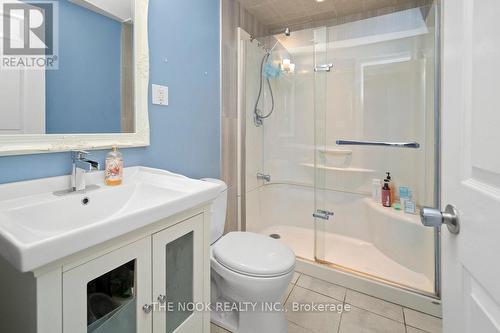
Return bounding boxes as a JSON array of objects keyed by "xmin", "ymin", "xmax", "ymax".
[{"xmin": 212, "ymin": 232, "xmax": 295, "ymax": 278}]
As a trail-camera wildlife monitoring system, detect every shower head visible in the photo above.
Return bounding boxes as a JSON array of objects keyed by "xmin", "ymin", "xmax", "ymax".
[{"xmin": 266, "ymin": 27, "xmax": 292, "ymax": 54}]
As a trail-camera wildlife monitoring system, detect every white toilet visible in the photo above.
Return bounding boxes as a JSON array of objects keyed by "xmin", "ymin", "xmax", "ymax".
[{"xmin": 203, "ymin": 179, "xmax": 295, "ymax": 333}]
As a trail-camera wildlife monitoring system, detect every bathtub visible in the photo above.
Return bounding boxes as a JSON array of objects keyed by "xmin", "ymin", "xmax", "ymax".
[{"xmin": 245, "ymin": 183, "xmax": 441, "ymax": 316}]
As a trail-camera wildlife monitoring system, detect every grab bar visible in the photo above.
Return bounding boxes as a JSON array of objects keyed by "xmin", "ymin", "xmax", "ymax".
[{"xmin": 336, "ymin": 140, "xmax": 420, "ymax": 149}]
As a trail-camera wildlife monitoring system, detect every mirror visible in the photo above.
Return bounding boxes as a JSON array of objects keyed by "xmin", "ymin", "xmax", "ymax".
[{"xmin": 0, "ymin": 0, "xmax": 149, "ymax": 154}]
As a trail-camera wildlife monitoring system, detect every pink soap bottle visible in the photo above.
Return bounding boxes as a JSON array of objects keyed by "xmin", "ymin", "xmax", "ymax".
[{"xmin": 382, "ymin": 179, "xmax": 391, "ymax": 207}]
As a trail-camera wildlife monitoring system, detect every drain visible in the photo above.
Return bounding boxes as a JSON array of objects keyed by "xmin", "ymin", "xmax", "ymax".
[
  {"xmin": 82, "ymin": 197, "xmax": 90, "ymax": 205},
  {"xmin": 269, "ymin": 234, "xmax": 281, "ymax": 239}
]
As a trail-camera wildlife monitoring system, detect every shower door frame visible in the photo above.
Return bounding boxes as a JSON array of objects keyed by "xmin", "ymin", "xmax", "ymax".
[
  {"xmin": 237, "ymin": 27, "xmax": 249, "ymax": 233},
  {"xmin": 311, "ymin": 4, "xmax": 442, "ymax": 299},
  {"xmin": 236, "ymin": 2, "xmax": 442, "ymax": 301}
]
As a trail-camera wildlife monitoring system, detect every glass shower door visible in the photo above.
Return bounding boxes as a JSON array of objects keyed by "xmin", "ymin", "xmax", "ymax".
[
  {"xmin": 311, "ymin": 5, "xmax": 438, "ymax": 295},
  {"xmin": 312, "ymin": 26, "xmax": 330, "ymax": 263}
]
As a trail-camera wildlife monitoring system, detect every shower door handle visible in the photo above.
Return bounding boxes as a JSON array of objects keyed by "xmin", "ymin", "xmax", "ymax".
[
  {"xmin": 314, "ymin": 64, "xmax": 333, "ymax": 72},
  {"xmin": 313, "ymin": 209, "xmax": 334, "ymax": 220}
]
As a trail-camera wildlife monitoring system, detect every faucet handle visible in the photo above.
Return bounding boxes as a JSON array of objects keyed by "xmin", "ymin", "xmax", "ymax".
[{"xmin": 72, "ymin": 150, "xmax": 89, "ymax": 160}]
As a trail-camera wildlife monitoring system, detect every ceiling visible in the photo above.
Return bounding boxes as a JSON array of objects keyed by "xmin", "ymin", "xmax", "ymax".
[{"xmin": 238, "ymin": 0, "xmax": 427, "ymax": 32}]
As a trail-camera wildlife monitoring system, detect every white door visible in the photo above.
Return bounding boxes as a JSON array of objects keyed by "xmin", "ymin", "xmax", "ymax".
[
  {"xmin": 0, "ymin": 1, "xmax": 45, "ymax": 134},
  {"xmin": 441, "ymin": 0, "xmax": 500, "ymax": 332}
]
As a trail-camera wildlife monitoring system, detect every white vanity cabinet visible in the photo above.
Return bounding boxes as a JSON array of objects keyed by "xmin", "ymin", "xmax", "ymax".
[{"xmin": 0, "ymin": 207, "xmax": 211, "ymax": 333}]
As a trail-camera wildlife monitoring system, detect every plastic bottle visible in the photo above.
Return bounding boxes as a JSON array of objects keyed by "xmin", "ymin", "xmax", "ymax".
[
  {"xmin": 382, "ymin": 179, "xmax": 391, "ymax": 207},
  {"xmin": 385, "ymin": 172, "xmax": 395, "ymax": 204},
  {"xmin": 372, "ymin": 179, "xmax": 382, "ymax": 203},
  {"xmin": 105, "ymin": 146, "xmax": 123, "ymax": 186}
]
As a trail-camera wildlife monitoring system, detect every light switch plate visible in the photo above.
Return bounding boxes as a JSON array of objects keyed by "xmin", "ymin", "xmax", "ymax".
[{"xmin": 152, "ymin": 84, "xmax": 168, "ymax": 106}]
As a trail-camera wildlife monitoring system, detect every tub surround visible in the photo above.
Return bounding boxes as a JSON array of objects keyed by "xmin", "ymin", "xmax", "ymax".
[
  {"xmin": 248, "ymin": 183, "xmax": 435, "ymax": 293},
  {"xmin": 246, "ymin": 183, "xmax": 440, "ymax": 316}
]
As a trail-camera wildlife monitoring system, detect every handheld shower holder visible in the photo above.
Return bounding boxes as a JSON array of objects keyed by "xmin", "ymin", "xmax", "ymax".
[{"xmin": 254, "ymin": 113, "xmax": 264, "ymax": 127}]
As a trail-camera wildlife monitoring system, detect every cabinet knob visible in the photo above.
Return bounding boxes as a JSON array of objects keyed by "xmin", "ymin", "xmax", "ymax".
[
  {"xmin": 157, "ymin": 294, "xmax": 167, "ymax": 304},
  {"xmin": 142, "ymin": 304, "xmax": 153, "ymax": 313}
]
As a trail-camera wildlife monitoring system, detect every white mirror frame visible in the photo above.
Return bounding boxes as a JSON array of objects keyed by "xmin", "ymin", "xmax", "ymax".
[{"xmin": 0, "ymin": 0, "xmax": 150, "ymax": 156}]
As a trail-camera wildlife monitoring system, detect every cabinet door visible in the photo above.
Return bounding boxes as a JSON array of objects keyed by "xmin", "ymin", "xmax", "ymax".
[
  {"xmin": 63, "ymin": 237, "xmax": 152, "ymax": 333},
  {"xmin": 152, "ymin": 214, "xmax": 204, "ymax": 333}
]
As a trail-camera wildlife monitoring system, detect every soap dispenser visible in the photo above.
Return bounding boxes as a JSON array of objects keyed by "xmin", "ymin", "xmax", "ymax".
[
  {"xmin": 105, "ymin": 146, "xmax": 123, "ymax": 186},
  {"xmin": 385, "ymin": 172, "xmax": 395, "ymax": 204},
  {"xmin": 382, "ymin": 179, "xmax": 391, "ymax": 207}
]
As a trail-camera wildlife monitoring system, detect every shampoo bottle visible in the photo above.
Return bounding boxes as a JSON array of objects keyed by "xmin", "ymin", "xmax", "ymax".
[
  {"xmin": 385, "ymin": 172, "xmax": 395, "ymax": 204},
  {"xmin": 105, "ymin": 146, "xmax": 123, "ymax": 186},
  {"xmin": 382, "ymin": 179, "xmax": 391, "ymax": 207}
]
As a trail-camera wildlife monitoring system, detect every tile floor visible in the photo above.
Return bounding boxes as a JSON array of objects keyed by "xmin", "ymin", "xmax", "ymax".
[{"xmin": 211, "ymin": 272, "xmax": 442, "ymax": 333}]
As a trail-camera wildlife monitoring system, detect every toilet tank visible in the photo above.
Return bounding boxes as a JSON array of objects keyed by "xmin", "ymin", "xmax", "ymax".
[{"xmin": 202, "ymin": 178, "xmax": 228, "ymax": 244}]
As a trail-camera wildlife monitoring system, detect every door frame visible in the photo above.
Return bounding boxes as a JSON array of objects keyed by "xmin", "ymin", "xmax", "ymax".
[{"xmin": 434, "ymin": 0, "xmax": 443, "ymax": 299}]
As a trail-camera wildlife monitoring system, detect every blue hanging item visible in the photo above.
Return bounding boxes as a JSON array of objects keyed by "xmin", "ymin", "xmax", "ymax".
[{"xmin": 263, "ymin": 62, "xmax": 283, "ymax": 79}]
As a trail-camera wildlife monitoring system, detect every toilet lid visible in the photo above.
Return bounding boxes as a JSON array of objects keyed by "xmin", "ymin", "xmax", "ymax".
[{"xmin": 212, "ymin": 232, "xmax": 295, "ymax": 277}]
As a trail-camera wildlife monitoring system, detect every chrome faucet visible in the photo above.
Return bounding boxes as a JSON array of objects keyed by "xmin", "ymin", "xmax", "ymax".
[
  {"xmin": 71, "ymin": 150, "xmax": 100, "ymax": 192},
  {"xmin": 53, "ymin": 151, "xmax": 100, "ymax": 196}
]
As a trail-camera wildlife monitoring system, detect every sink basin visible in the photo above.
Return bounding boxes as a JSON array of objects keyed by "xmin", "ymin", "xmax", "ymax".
[{"xmin": 0, "ymin": 167, "xmax": 222, "ymax": 272}]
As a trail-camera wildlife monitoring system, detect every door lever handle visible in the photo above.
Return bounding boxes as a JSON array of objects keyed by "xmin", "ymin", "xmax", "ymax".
[{"xmin": 420, "ymin": 204, "xmax": 460, "ymax": 234}]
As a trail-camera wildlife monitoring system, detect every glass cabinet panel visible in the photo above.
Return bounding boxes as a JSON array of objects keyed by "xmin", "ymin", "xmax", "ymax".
[
  {"xmin": 63, "ymin": 237, "xmax": 151, "ymax": 333},
  {"xmin": 152, "ymin": 214, "xmax": 204, "ymax": 333},
  {"xmin": 87, "ymin": 260, "xmax": 136, "ymax": 333},
  {"xmin": 165, "ymin": 232, "xmax": 194, "ymax": 333}
]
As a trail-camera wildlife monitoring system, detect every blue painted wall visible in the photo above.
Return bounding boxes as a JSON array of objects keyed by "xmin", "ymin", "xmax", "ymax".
[
  {"xmin": 46, "ymin": 0, "xmax": 122, "ymax": 134},
  {"xmin": 0, "ymin": 0, "xmax": 221, "ymax": 183}
]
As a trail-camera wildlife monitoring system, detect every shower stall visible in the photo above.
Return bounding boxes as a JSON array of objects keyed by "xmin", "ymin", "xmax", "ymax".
[{"xmin": 237, "ymin": 4, "xmax": 440, "ymax": 315}]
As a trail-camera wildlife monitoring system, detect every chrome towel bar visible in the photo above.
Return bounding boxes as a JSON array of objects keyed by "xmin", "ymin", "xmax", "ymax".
[{"xmin": 336, "ymin": 140, "xmax": 420, "ymax": 149}]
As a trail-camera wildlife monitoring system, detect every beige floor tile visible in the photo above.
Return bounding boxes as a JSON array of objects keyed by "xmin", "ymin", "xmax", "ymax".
[
  {"xmin": 345, "ymin": 289, "xmax": 404, "ymax": 322},
  {"xmin": 291, "ymin": 271, "xmax": 302, "ymax": 284},
  {"xmin": 285, "ymin": 285, "xmax": 342, "ymax": 333},
  {"xmin": 288, "ymin": 321, "xmax": 313, "ymax": 333},
  {"xmin": 339, "ymin": 306, "xmax": 405, "ymax": 333},
  {"xmin": 296, "ymin": 274, "xmax": 346, "ymax": 301},
  {"xmin": 403, "ymin": 308, "xmax": 442, "ymax": 333},
  {"xmin": 210, "ymin": 323, "xmax": 231, "ymax": 333},
  {"xmin": 406, "ymin": 326, "xmax": 428, "ymax": 333}
]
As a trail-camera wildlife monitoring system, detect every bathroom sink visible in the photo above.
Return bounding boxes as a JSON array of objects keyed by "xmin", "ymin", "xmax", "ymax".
[{"xmin": 0, "ymin": 167, "xmax": 222, "ymax": 272}]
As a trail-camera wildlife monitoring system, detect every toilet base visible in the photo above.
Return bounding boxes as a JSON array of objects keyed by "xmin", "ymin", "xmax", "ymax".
[{"xmin": 211, "ymin": 300, "xmax": 288, "ymax": 333}]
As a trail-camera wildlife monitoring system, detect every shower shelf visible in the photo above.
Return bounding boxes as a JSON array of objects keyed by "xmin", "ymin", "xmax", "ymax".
[
  {"xmin": 301, "ymin": 163, "xmax": 375, "ymax": 173},
  {"xmin": 317, "ymin": 148, "xmax": 352, "ymax": 155}
]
